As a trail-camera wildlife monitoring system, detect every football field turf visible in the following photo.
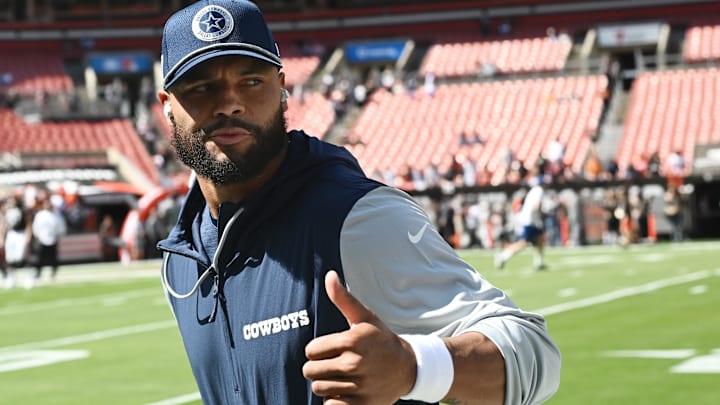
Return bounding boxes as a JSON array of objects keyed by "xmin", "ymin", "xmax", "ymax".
[{"xmin": 1, "ymin": 241, "xmax": 718, "ymax": 404}]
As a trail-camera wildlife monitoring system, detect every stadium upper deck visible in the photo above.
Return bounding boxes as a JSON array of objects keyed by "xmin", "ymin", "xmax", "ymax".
[
  {"xmin": 0, "ymin": 0, "xmax": 718, "ymax": 183},
  {"xmin": 2, "ymin": 0, "xmax": 720, "ymax": 247}
]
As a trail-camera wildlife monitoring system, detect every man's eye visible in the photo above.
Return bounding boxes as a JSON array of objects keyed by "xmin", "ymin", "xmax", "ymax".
[
  {"xmin": 245, "ymin": 78, "xmax": 262, "ymax": 86},
  {"xmin": 189, "ymin": 84, "xmax": 211, "ymax": 93}
]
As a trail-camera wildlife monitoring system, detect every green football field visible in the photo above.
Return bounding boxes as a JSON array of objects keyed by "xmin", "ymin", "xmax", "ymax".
[{"xmin": 1, "ymin": 241, "xmax": 718, "ymax": 404}]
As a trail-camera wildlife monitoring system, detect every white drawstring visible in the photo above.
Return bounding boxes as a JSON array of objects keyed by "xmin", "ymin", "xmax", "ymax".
[
  {"xmin": 162, "ymin": 254, "xmax": 215, "ymax": 299},
  {"xmin": 162, "ymin": 206, "xmax": 246, "ymax": 299}
]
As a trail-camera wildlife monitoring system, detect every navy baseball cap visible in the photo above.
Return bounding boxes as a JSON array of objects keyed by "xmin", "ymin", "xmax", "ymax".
[{"xmin": 161, "ymin": 0, "xmax": 282, "ymax": 90}]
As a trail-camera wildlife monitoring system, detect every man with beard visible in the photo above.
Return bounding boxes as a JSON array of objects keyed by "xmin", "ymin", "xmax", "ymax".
[{"xmin": 156, "ymin": 2, "xmax": 560, "ymax": 405}]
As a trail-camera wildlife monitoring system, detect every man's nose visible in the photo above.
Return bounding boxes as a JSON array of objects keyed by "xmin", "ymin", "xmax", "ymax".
[{"xmin": 214, "ymin": 88, "xmax": 246, "ymax": 118}]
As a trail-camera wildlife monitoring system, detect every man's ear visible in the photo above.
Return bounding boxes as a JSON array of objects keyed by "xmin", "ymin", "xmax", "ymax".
[
  {"xmin": 157, "ymin": 92, "xmax": 173, "ymax": 123},
  {"xmin": 281, "ymin": 88, "xmax": 289, "ymax": 112},
  {"xmin": 160, "ymin": 101, "xmax": 174, "ymax": 126}
]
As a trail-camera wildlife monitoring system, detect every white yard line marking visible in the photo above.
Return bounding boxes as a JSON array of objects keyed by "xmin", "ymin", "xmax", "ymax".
[
  {"xmin": 144, "ymin": 392, "xmax": 202, "ymax": 405},
  {"xmin": 565, "ymin": 241, "xmax": 720, "ymax": 254},
  {"xmin": 689, "ymin": 285, "xmax": 708, "ymax": 295},
  {"xmin": 534, "ymin": 270, "xmax": 715, "ymax": 316},
  {"xmin": 53, "ymin": 268, "xmax": 159, "ymax": 281},
  {"xmin": 0, "ymin": 320, "xmax": 176, "ymax": 354},
  {"xmin": 671, "ymin": 349, "xmax": 720, "ymax": 373},
  {"xmin": 637, "ymin": 253, "xmax": 669, "ymax": 262},
  {"xmin": 1, "ymin": 268, "xmax": 159, "ymax": 290},
  {"xmin": 602, "ymin": 349, "xmax": 697, "ymax": 359},
  {"xmin": 0, "ymin": 288, "xmax": 160, "ymax": 316},
  {"xmin": 0, "ymin": 350, "xmax": 90, "ymax": 373},
  {"xmin": 603, "ymin": 349, "xmax": 720, "ymax": 374},
  {"xmin": 557, "ymin": 288, "xmax": 577, "ymax": 298},
  {"xmin": 557, "ymin": 255, "xmax": 617, "ymax": 266}
]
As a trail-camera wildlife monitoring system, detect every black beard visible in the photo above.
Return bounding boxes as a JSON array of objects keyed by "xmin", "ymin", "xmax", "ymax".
[{"xmin": 170, "ymin": 107, "xmax": 288, "ymax": 185}]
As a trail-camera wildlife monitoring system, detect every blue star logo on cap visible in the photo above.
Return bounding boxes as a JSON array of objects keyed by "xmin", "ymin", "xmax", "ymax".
[
  {"xmin": 201, "ymin": 12, "xmax": 224, "ymax": 32},
  {"xmin": 191, "ymin": 5, "xmax": 234, "ymax": 42}
]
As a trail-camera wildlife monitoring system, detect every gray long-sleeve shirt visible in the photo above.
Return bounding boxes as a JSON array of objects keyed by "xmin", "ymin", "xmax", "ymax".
[{"xmin": 341, "ymin": 187, "xmax": 561, "ymax": 405}]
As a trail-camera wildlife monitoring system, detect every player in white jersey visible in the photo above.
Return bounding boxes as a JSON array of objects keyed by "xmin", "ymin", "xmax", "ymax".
[{"xmin": 495, "ymin": 176, "xmax": 547, "ymax": 270}]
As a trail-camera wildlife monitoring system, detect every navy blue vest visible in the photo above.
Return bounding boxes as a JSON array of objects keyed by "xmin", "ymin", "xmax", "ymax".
[{"xmin": 159, "ymin": 132, "xmax": 434, "ymax": 404}]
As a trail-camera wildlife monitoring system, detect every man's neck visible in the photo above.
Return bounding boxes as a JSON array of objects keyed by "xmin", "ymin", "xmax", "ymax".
[{"xmin": 198, "ymin": 151, "xmax": 286, "ymax": 218}]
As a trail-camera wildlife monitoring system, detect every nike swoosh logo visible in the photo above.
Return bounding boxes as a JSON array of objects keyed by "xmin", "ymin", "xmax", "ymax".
[{"xmin": 408, "ymin": 223, "xmax": 430, "ymax": 244}]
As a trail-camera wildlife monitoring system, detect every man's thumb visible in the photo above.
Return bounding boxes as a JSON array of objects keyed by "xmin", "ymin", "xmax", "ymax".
[{"xmin": 325, "ymin": 270, "xmax": 373, "ymax": 326}]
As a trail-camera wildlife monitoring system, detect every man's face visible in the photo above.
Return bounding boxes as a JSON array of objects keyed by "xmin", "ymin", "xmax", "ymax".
[{"xmin": 162, "ymin": 56, "xmax": 288, "ymax": 185}]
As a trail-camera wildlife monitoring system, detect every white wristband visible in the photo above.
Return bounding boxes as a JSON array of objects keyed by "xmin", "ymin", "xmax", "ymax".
[{"xmin": 399, "ymin": 334, "xmax": 454, "ymax": 403}]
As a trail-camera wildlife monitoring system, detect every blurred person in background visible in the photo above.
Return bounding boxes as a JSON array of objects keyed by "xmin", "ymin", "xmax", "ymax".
[
  {"xmin": 99, "ymin": 214, "xmax": 123, "ymax": 262},
  {"xmin": 602, "ymin": 188, "xmax": 621, "ymax": 245},
  {"xmin": 495, "ymin": 175, "xmax": 548, "ymax": 270},
  {"xmin": 663, "ymin": 184, "xmax": 685, "ymax": 242},
  {"xmin": 0, "ymin": 200, "xmax": 6, "ymax": 281},
  {"xmin": 628, "ymin": 189, "xmax": 649, "ymax": 242},
  {"xmin": 28, "ymin": 197, "xmax": 67, "ymax": 288},
  {"xmin": 666, "ymin": 149, "xmax": 686, "ymax": 187},
  {"xmin": 2, "ymin": 196, "xmax": 31, "ymax": 289},
  {"xmin": 463, "ymin": 198, "xmax": 484, "ymax": 248},
  {"xmin": 545, "ymin": 136, "xmax": 566, "ymax": 182},
  {"xmin": 541, "ymin": 189, "xmax": 562, "ymax": 247},
  {"xmin": 616, "ymin": 185, "xmax": 636, "ymax": 247}
]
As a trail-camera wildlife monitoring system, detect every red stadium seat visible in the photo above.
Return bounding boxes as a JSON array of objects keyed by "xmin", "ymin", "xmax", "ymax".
[
  {"xmin": 616, "ymin": 68, "xmax": 720, "ymax": 177},
  {"xmin": 0, "ymin": 109, "xmax": 159, "ymax": 186},
  {"xmin": 0, "ymin": 49, "xmax": 74, "ymax": 95},
  {"xmin": 345, "ymin": 75, "xmax": 608, "ymax": 184},
  {"xmin": 420, "ymin": 36, "xmax": 572, "ymax": 79},
  {"xmin": 684, "ymin": 25, "xmax": 720, "ymax": 63}
]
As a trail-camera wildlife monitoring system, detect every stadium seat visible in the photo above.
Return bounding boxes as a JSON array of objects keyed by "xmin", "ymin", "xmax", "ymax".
[
  {"xmin": 616, "ymin": 68, "xmax": 720, "ymax": 177},
  {"xmin": 0, "ymin": 49, "xmax": 73, "ymax": 95},
  {"xmin": 420, "ymin": 36, "xmax": 573, "ymax": 79},
  {"xmin": 345, "ymin": 75, "xmax": 608, "ymax": 185},
  {"xmin": 684, "ymin": 25, "xmax": 720, "ymax": 63},
  {"xmin": 0, "ymin": 109, "xmax": 159, "ymax": 185}
]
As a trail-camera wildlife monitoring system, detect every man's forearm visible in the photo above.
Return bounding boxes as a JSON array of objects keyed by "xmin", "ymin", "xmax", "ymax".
[{"xmin": 442, "ymin": 332, "xmax": 505, "ymax": 405}]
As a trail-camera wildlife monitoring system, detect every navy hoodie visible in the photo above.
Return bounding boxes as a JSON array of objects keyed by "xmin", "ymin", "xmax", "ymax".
[{"xmin": 158, "ymin": 131, "xmax": 433, "ymax": 404}]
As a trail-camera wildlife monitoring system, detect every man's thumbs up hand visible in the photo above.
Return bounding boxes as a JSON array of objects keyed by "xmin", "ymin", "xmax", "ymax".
[
  {"xmin": 303, "ymin": 271, "xmax": 417, "ymax": 404},
  {"xmin": 324, "ymin": 270, "xmax": 376, "ymax": 326}
]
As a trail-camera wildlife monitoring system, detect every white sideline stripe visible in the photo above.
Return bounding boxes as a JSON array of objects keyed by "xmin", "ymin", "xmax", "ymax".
[
  {"xmin": 0, "ymin": 288, "xmax": 160, "ymax": 316},
  {"xmin": 671, "ymin": 349, "xmax": 720, "ymax": 373},
  {"xmin": 0, "ymin": 350, "xmax": 90, "ymax": 373},
  {"xmin": 145, "ymin": 392, "xmax": 202, "ymax": 405},
  {"xmin": 602, "ymin": 349, "xmax": 697, "ymax": 359},
  {"xmin": 689, "ymin": 284, "xmax": 708, "ymax": 295},
  {"xmin": 534, "ymin": 270, "xmax": 715, "ymax": 316},
  {"xmin": 0, "ymin": 320, "xmax": 176, "ymax": 354}
]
